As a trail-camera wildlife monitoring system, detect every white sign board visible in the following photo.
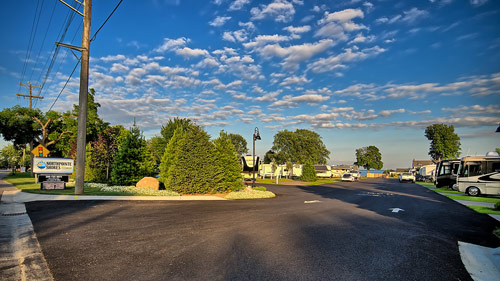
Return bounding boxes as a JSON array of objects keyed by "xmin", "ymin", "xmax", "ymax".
[{"xmin": 33, "ymin": 157, "xmax": 74, "ymax": 174}]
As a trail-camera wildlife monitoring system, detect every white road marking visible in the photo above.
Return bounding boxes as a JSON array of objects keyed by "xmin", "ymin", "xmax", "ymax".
[
  {"xmin": 389, "ymin": 208, "xmax": 405, "ymax": 213},
  {"xmin": 304, "ymin": 200, "xmax": 321, "ymax": 204}
]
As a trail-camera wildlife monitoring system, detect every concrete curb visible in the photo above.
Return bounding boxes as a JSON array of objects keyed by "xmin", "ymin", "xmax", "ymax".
[
  {"xmin": 459, "ymin": 241, "xmax": 500, "ymax": 281},
  {"xmin": 1, "ymin": 189, "xmax": 227, "ymax": 204},
  {"xmin": 0, "ymin": 203, "xmax": 53, "ymax": 281}
]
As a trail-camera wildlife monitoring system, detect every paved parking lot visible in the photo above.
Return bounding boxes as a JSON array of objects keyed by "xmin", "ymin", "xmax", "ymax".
[{"xmin": 26, "ymin": 178, "xmax": 500, "ymax": 281}]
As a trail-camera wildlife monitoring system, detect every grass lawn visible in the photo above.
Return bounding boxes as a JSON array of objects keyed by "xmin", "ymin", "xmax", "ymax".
[
  {"xmin": 4, "ymin": 172, "xmax": 165, "ymax": 196},
  {"xmin": 255, "ymin": 178, "xmax": 342, "ymax": 185},
  {"xmin": 467, "ymin": 205, "xmax": 500, "ymax": 215},
  {"xmin": 445, "ymin": 194, "xmax": 500, "ymax": 204},
  {"xmin": 417, "ymin": 182, "xmax": 436, "ymax": 188}
]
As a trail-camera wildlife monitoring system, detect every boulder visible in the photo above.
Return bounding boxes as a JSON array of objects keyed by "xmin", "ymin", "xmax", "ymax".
[{"xmin": 136, "ymin": 177, "xmax": 160, "ymax": 190}]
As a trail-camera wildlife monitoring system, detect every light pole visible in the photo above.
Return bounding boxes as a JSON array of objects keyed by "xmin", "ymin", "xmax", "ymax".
[{"xmin": 252, "ymin": 127, "xmax": 261, "ymax": 188}]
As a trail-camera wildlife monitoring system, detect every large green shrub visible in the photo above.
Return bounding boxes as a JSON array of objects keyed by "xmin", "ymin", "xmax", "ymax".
[
  {"xmin": 301, "ymin": 162, "xmax": 317, "ymax": 182},
  {"xmin": 160, "ymin": 125, "xmax": 223, "ymax": 194},
  {"xmin": 494, "ymin": 202, "xmax": 500, "ymax": 211},
  {"xmin": 110, "ymin": 125, "xmax": 156, "ymax": 186}
]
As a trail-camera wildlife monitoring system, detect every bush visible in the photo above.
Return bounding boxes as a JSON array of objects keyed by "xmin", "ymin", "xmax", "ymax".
[
  {"xmin": 301, "ymin": 162, "xmax": 317, "ymax": 182},
  {"xmin": 494, "ymin": 202, "xmax": 500, "ymax": 211},
  {"xmin": 253, "ymin": 186, "xmax": 267, "ymax": 191}
]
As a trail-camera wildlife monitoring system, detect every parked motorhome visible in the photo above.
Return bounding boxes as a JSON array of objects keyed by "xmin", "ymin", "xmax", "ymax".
[
  {"xmin": 454, "ymin": 155, "xmax": 500, "ymax": 196},
  {"xmin": 315, "ymin": 165, "xmax": 333, "ymax": 178},
  {"xmin": 417, "ymin": 164, "xmax": 436, "ymax": 182},
  {"xmin": 435, "ymin": 159, "xmax": 460, "ymax": 188}
]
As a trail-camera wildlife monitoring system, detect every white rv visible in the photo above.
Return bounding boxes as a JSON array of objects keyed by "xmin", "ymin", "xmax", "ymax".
[{"xmin": 454, "ymin": 155, "xmax": 500, "ymax": 196}]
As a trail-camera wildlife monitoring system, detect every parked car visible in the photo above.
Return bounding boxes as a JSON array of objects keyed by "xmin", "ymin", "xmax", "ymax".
[
  {"xmin": 342, "ymin": 173, "xmax": 355, "ymax": 182},
  {"xmin": 399, "ymin": 172, "xmax": 415, "ymax": 183},
  {"xmin": 350, "ymin": 170, "xmax": 361, "ymax": 180}
]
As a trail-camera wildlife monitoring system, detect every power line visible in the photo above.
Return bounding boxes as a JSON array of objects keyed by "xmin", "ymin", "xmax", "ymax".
[
  {"xmin": 28, "ymin": 0, "xmax": 57, "ymax": 83},
  {"xmin": 47, "ymin": 0, "xmax": 124, "ymax": 111},
  {"xmin": 18, "ymin": 0, "xmax": 42, "ymax": 103},
  {"xmin": 91, "ymin": 0, "xmax": 124, "ymax": 42},
  {"xmin": 48, "ymin": 61, "xmax": 80, "ymax": 111}
]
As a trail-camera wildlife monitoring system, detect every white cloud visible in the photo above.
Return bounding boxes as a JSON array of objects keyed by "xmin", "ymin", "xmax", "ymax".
[
  {"xmin": 401, "ymin": 8, "xmax": 429, "ymax": 24},
  {"xmin": 258, "ymin": 39, "xmax": 334, "ymax": 70},
  {"xmin": 308, "ymin": 45, "xmax": 386, "ymax": 73},
  {"xmin": 315, "ymin": 8, "xmax": 367, "ymax": 40},
  {"xmin": 209, "ymin": 16, "xmax": 231, "ymax": 27},
  {"xmin": 470, "ymin": 0, "xmax": 489, "ymax": 7},
  {"xmin": 175, "ymin": 47, "xmax": 209, "ymax": 58},
  {"xmin": 243, "ymin": 34, "xmax": 291, "ymax": 48},
  {"xmin": 283, "ymin": 25, "xmax": 311, "ymax": 34},
  {"xmin": 228, "ymin": 0, "xmax": 250, "ymax": 11},
  {"xmin": 251, "ymin": 0, "xmax": 296, "ymax": 23},
  {"xmin": 270, "ymin": 94, "xmax": 329, "ymax": 107},
  {"xmin": 255, "ymin": 89, "xmax": 281, "ymax": 102},
  {"xmin": 110, "ymin": 63, "xmax": 129, "ymax": 73},
  {"xmin": 280, "ymin": 75, "xmax": 310, "ymax": 86},
  {"xmin": 154, "ymin": 37, "xmax": 189, "ymax": 52}
]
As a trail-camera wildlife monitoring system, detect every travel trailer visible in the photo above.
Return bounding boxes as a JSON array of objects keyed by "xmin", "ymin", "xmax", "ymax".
[
  {"xmin": 417, "ymin": 164, "xmax": 436, "ymax": 182},
  {"xmin": 454, "ymin": 155, "xmax": 500, "ymax": 196},
  {"xmin": 434, "ymin": 159, "xmax": 460, "ymax": 188},
  {"xmin": 241, "ymin": 155, "xmax": 260, "ymax": 179}
]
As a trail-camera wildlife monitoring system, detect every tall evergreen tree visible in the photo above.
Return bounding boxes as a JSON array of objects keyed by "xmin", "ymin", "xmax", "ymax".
[
  {"xmin": 110, "ymin": 124, "xmax": 155, "ymax": 186},
  {"xmin": 214, "ymin": 131, "xmax": 243, "ymax": 191},
  {"xmin": 161, "ymin": 125, "xmax": 222, "ymax": 194}
]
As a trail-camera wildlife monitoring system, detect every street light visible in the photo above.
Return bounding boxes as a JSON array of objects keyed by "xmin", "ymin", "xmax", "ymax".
[{"xmin": 252, "ymin": 127, "xmax": 261, "ymax": 188}]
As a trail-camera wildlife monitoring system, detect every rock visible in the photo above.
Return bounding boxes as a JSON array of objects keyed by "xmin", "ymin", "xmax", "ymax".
[{"xmin": 136, "ymin": 177, "xmax": 160, "ymax": 190}]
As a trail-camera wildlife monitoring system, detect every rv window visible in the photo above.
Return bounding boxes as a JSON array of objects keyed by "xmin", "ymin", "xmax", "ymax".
[
  {"xmin": 452, "ymin": 163, "xmax": 460, "ymax": 175},
  {"xmin": 489, "ymin": 161, "xmax": 500, "ymax": 173},
  {"xmin": 439, "ymin": 164, "xmax": 451, "ymax": 176},
  {"xmin": 466, "ymin": 163, "xmax": 482, "ymax": 177}
]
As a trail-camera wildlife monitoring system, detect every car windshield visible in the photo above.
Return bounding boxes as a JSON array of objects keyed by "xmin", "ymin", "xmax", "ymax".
[{"xmin": 343, "ymin": 174, "xmax": 351, "ymax": 178}]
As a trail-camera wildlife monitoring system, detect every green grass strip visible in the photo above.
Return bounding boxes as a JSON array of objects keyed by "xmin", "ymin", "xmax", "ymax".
[
  {"xmin": 445, "ymin": 194, "xmax": 500, "ymax": 204},
  {"xmin": 256, "ymin": 178, "xmax": 342, "ymax": 185},
  {"xmin": 467, "ymin": 205, "xmax": 500, "ymax": 215},
  {"xmin": 417, "ymin": 182, "xmax": 436, "ymax": 188}
]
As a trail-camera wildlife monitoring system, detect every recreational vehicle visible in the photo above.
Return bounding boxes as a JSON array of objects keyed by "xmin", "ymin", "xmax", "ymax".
[
  {"xmin": 434, "ymin": 159, "xmax": 460, "ymax": 188},
  {"xmin": 454, "ymin": 155, "xmax": 500, "ymax": 196}
]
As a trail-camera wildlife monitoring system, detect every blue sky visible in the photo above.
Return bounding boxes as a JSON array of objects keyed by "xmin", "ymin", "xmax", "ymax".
[{"xmin": 1, "ymin": 0, "xmax": 499, "ymax": 169}]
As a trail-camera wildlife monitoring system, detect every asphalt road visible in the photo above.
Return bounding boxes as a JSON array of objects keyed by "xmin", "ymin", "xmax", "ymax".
[{"xmin": 27, "ymin": 178, "xmax": 500, "ymax": 281}]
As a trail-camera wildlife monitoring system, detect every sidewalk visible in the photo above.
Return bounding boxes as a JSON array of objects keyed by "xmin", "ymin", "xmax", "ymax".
[{"xmin": 0, "ymin": 175, "xmax": 226, "ymax": 281}]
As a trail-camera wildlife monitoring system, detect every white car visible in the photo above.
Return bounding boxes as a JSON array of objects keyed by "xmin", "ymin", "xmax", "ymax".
[
  {"xmin": 342, "ymin": 173, "xmax": 355, "ymax": 182},
  {"xmin": 399, "ymin": 172, "xmax": 415, "ymax": 183},
  {"xmin": 350, "ymin": 171, "xmax": 361, "ymax": 180}
]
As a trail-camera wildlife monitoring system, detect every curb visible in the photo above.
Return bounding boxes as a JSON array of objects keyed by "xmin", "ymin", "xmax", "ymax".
[
  {"xmin": 0, "ymin": 202, "xmax": 53, "ymax": 281},
  {"xmin": 459, "ymin": 241, "xmax": 500, "ymax": 281}
]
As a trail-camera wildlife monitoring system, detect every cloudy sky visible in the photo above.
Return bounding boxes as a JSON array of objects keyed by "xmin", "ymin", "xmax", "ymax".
[{"xmin": 1, "ymin": 0, "xmax": 499, "ymax": 169}]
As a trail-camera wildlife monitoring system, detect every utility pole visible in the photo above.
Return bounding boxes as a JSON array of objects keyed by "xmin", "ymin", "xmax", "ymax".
[
  {"xmin": 17, "ymin": 82, "xmax": 42, "ymax": 109},
  {"xmin": 75, "ymin": 0, "xmax": 91, "ymax": 195},
  {"xmin": 57, "ymin": 0, "xmax": 91, "ymax": 195},
  {"xmin": 17, "ymin": 82, "xmax": 42, "ymax": 176}
]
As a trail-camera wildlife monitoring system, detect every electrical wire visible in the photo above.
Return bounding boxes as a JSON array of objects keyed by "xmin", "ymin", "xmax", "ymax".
[
  {"xmin": 28, "ymin": 0, "xmax": 57, "ymax": 83},
  {"xmin": 48, "ymin": 61, "xmax": 80, "ymax": 111},
  {"xmin": 91, "ymin": 0, "xmax": 124, "ymax": 42},
  {"xmin": 43, "ymin": 0, "xmax": 124, "ymax": 111}
]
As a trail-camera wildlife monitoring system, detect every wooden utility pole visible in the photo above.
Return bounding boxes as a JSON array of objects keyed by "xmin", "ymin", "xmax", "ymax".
[
  {"xmin": 75, "ymin": 0, "xmax": 91, "ymax": 195},
  {"xmin": 56, "ymin": 0, "xmax": 91, "ymax": 195},
  {"xmin": 17, "ymin": 82, "xmax": 42, "ymax": 109}
]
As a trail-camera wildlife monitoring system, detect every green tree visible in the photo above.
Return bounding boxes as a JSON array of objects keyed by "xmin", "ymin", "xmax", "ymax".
[
  {"xmin": 110, "ymin": 124, "xmax": 155, "ymax": 186},
  {"xmin": 56, "ymin": 89, "xmax": 109, "ymax": 157},
  {"xmin": 424, "ymin": 124, "xmax": 461, "ymax": 161},
  {"xmin": 214, "ymin": 131, "xmax": 244, "ymax": 191},
  {"xmin": 85, "ymin": 126, "xmax": 127, "ymax": 183},
  {"xmin": 160, "ymin": 125, "xmax": 222, "ymax": 194},
  {"xmin": 228, "ymin": 133, "xmax": 248, "ymax": 156},
  {"xmin": 355, "ymin": 146, "xmax": 383, "ymax": 171},
  {"xmin": 263, "ymin": 150, "xmax": 275, "ymax": 164},
  {"xmin": 301, "ymin": 162, "xmax": 317, "ymax": 182},
  {"xmin": 147, "ymin": 136, "xmax": 168, "ymax": 164},
  {"xmin": 272, "ymin": 129, "xmax": 330, "ymax": 164},
  {"xmin": 0, "ymin": 145, "xmax": 21, "ymax": 171},
  {"xmin": 160, "ymin": 117, "xmax": 193, "ymax": 145}
]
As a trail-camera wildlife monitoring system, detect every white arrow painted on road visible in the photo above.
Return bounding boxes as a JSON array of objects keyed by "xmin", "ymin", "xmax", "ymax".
[
  {"xmin": 389, "ymin": 208, "xmax": 405, "ymax": 213},
  {"xmin": 304, "ymin": 200, "xmax": 321, "ymax": 204}
]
